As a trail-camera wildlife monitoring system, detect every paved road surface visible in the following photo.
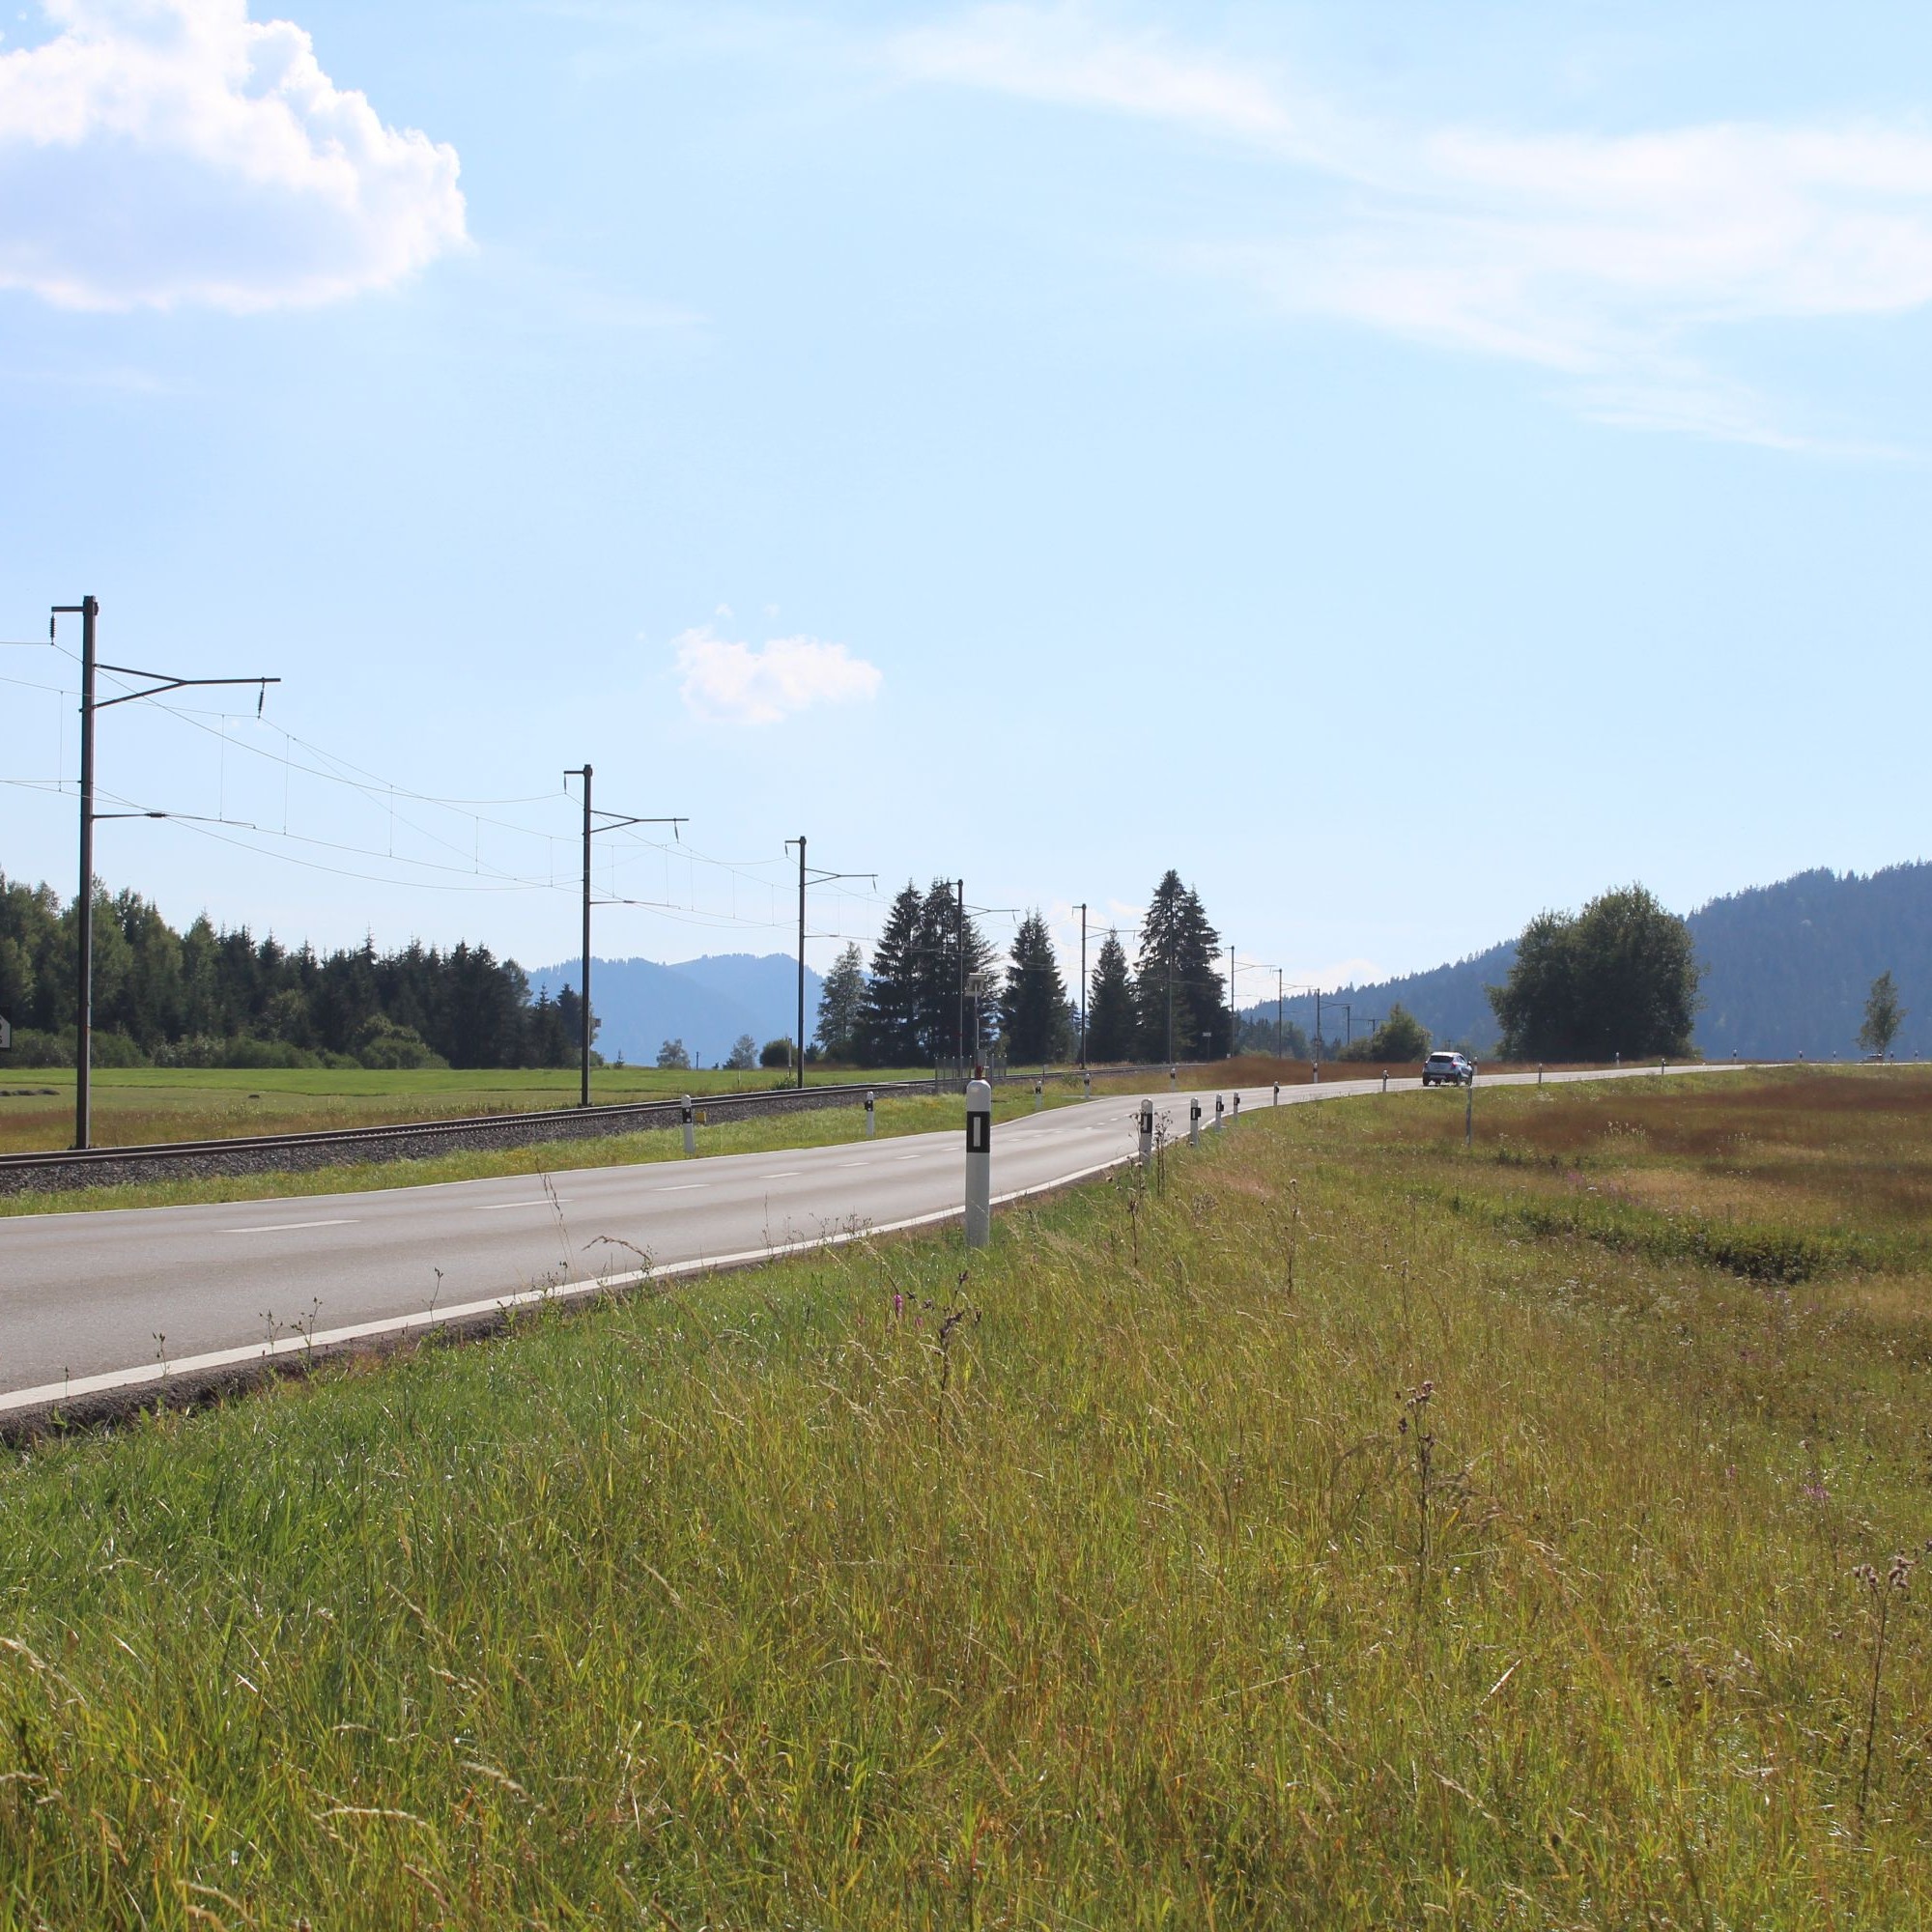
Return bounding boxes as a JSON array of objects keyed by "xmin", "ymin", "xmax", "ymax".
[{"xmin": 0, "ymin": 1065, "xmax": 1747, "ymax": 1414}]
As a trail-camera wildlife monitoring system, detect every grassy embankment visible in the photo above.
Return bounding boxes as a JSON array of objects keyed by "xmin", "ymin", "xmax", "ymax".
[
  {"xmin": 0, "ymin": 1089, "xmax": 1095, "ymax": 1219},
  {"xmin": 0, "ymin": 1067, "xmax": 1928, "ymax": 1923},
  {"xmin": 0, "ymin": 1065, "xmax": 932, "ymax": 1159}
]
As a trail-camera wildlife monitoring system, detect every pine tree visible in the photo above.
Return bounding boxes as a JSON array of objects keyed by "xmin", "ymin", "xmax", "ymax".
[
  {"xmin": 1085, "ymin": 929, "xmax": 1136, "ymax": 1062},
  {"xmin": 910, "ymin": 879, "xmax": 996, "ymax": 1065},
  {"xmin": 857, "ymin": 884, "xmax": 924, "ymax": 1066},
  {"xmin": 1132, "ymin": 871, "xmax": 1230, "ymax": 1061},
  {"xmin": 813, "ymin": 943, "xmax": 867, "ymax": 1063},
  {"xmin": 1000, "ymin": 910, "xmax": 1069, "ymax": 1063}
]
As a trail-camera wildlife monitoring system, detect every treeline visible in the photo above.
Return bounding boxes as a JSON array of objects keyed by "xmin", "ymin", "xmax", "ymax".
[
  {"xmin": 811, "ymin": 869, "xmax": 1237, "ymax": 1068},
  {"xmin": 0, "ymin": 872, "xmax": 588, "ymax": 1070}
]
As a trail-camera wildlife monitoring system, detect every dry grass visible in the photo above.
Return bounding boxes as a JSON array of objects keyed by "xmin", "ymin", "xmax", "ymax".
[{"xmin": 0, "ymin": 1068, "xmax": 1927, "ymax": 1924}]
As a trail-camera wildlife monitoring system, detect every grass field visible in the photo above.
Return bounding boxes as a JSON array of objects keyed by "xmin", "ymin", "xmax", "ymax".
[
  {"xmin": 3, "ymin": 1066, "xmax": 1925, "ymax": 1924},
  {"xmin": 0, "ymin": 1065, "xmax": 932, "ymax": 1158},
  {"xmin": 0, "ymin": 1056, "xmax": 1620, "ymax": 1159}
]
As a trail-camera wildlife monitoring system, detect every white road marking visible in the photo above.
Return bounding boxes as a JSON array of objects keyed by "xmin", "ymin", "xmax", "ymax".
[
  {"xmin": 653, "ymin": 1182, "xmax": 706, "ymax": 1192},
  {"xmin": 764, "ymin": 1170, "xmax": 802, "ymax": 1179},
  {"xmin": 476, "ymin": 1200, "xmax": 570, "ymax": 1212},
  {"xmin": 221, "ymin": 1218, "xmax": 355, "ymax": 1235}
]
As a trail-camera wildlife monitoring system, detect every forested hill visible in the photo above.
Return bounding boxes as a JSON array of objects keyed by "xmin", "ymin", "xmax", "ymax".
[{"xmin": 1263, "ymin": 865, "xmax": 1932, "ymax": 1061}]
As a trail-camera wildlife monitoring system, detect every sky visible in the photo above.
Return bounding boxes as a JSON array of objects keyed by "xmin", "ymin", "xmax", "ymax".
[{"xmin": 4, "ymin": 0, "xmax": 1930, "ymax": 1012}]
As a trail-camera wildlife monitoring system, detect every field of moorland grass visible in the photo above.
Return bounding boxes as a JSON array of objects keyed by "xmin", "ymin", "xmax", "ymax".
[
  {"xmin": 0, "ymin": 1088, "xmax": 1093, "ymax": 1218},
  {"xmin": 0, "ymin": 1065, "xmax": 933, "ymax": 1156},
  {"xmin": 1, "ymin": 1068, "xmax": 1929, "ymax": 1924}
]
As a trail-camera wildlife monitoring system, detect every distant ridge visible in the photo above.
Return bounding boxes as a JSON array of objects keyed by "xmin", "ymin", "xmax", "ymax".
[
  {"xmin": 527, "ymin": 952, "xmax": 823, "ymax": 1067},
  {"xmin": 1242, "ymin": 864, "xmax": 1932, "ymax": 1062}
]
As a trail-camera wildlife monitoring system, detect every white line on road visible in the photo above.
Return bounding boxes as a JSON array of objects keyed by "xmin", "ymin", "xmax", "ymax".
[
  {"xmin": 764, "ymin": 1170, "xmax": 802, "ymax": 1179},
  {"xmin": 476, "ymin": 1200, "xmax": 570, "ymax": 1212},
  {"xmin": 652, "ymin": 1183, "xmax": 706, "ymax": 1192},
  {"xmin": 220, "ymin": 1218, "xmax": 355, "ymax": 1235}
]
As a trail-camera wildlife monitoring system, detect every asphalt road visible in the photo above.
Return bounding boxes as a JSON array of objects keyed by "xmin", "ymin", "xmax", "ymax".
[{"xmin": 0, "ymin": 1064, "xmax": 1748, "ymax": 1415}]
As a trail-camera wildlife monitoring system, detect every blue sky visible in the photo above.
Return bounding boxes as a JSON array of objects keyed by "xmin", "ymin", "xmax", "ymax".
[{"xmin": 4, "ymin": 0, "xmax": 1929, "ymax": 1008}]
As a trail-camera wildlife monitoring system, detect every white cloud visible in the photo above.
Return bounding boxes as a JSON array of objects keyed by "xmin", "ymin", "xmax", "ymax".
[
  {"xmin": 673, "ymin": 626, "xmax": 883, "ymax": 726},
  {"xmin": 896, "ymin": 7, "xmax": 1932, "ymax": 447},
  {"xmin": 0, "ymin": 0, "xmax": 467, "ymax": 311}
]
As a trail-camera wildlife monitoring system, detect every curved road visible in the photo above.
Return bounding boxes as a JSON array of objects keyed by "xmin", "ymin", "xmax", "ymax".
[{"xmin": 0, "ymin": 1065, "xmax": 1745, "ymax": 1417}]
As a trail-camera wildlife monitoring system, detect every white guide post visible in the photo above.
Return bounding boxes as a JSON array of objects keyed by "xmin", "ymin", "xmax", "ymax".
[
  {"xmin": 1083, "ymin": 1068, "xmax": 1093, "ymax": 1102},
  {"xmin": 965, "ymin": 1075, "xmax": 992, "ymax": 1249},
  {"xmin": 1188, "ymin": 1095, "xmax": 1202, "ymax": 1148},
  {"xmin": 1231, "ymin": 1093, "xmax": 1240, "ymax": 1125},
  {"xmin": 1034, "ymin": 1078, "xmax": 1043, "ymax": 1112},
  {"xmin": 1137, "ymin": 1098, "xmax": 1153, "ymax": 1167},
  {"xmin": 681, "ymin": 1094, "xmax": 696, "ymax": 1157},
  {"xmin": 1213, "ymin": 1094, "xmax": 1224, "ymax": 1133},
  {"xmin": 865, "ymin": 1089, "xmax": 876, "ymax": 1138},
  {"xmin": 1272, "ymin": 1082, "xmax": 1280, "ymax": 1107}
]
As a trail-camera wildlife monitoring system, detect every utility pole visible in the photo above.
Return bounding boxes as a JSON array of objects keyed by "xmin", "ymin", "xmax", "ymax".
[
  {"xmin": 1314, "ymin": 988, "xmax": 1321, "ymax": 1068},
  {"xmin": 51, "ymin": 597, "xmax": 277, "ymax": 1151},
  {"xmin": 1276, "ymin": 967, "xmax": 1284, "ymax": 1059},
  {"xmin": 565, "ymin": 766, "xmax": 684, "ymax": 1109},
  {"xmin": 784, "ymin": 838, "xmax": 873, "ymax": 1090},
  {"xmin": 956, "ymin": 880, "xmax": 966, "ymax": 1074},
  {"xmin": 1077, "ymin": 902, "xmax": 1088, "ymax": 1067},
  {"xmin": 1228, "ymin": 946, "xmax": 1236, "ymax": 1060}
]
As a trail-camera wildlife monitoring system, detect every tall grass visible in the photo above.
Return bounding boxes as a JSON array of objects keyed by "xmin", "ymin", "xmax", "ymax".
[{"xmin": 0, "ymin": 1071, "xmax": 1927, "ymax": 1924}]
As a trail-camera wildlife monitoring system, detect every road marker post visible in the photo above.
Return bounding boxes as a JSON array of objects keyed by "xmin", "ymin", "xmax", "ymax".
[
  {"xmin": 681, "ymin": 1095, "xmax": 696, "ymax": 1157},
  {"xmin": 1083, "ymin": 1069, "xmax": 1093, "ymax": 1102},
  {"xmin": 865, "ymin": 1090, "xmax": 876, "ymax": 1138},
  {"xmin": 964, "ymin": 1076, "xmax": 992, "ymax": 1249},
  {"xmin": 1464, "ymin": 1073, "xmax": 1474, "ymax": 1151},
  {"xmin": 1169, "ymin": 1065, "xmax": 1178, "ymax": 1090},
  {"xmin": 1138, "ymin": 1099, "xmax": 1154, "ymax": 1167},
  {"xmin": 1538, "ymin": 1063, "xmax": 1544, "ymax": 1087},
  {"xmin": 1189, "ymin": 1096, "xmax": 1202, "ymax": 1148},
  {"xmin": 1213, "ymin": 1094, "xmax": 1225, "ymax": 1133},
  {"xmin": 1312, "ymin": 1061, "xmax": 1320, "ymax": 1086},
  {"xmin": 1232, "ymin": 1093, "xmax": 1240, "ymax": 1125},
  {"xmin": 1381, "ymin": 1069, "xmax": 1388, "ymax": 1094},
  {"xmin": 1034, "ymin": 1079, "xmax": 1043, "ymax": 1112},
  {"xmin": 1272, "ymin": 1081, "xmax": 1280, "ymax": 1106}
]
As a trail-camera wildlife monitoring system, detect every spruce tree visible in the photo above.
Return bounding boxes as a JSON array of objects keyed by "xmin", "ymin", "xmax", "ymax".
[
  {"xmin": 1085, "ymin": 929, "xmax": 1136, "ymax": 1062},
  {"xmin": 1132, "ymin": 870, "xmax": 1230, "ymax": 1060},
  {"xmin": 1000, "ymin": 910, "xmax": 1068, "ymax": 1064},
  {"xmin": 857, "ymin": 884, "xmax": 924, "ymax": 1065}
]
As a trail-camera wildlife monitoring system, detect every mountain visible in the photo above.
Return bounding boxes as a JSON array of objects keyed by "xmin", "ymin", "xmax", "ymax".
[
  {"xmin": 1240, "ymin": 864, "xmax": 1932, "ymax": 1062},
  {"xmin": 528, "ymin": 953, "xmax": 823, "ymax": 1068}
]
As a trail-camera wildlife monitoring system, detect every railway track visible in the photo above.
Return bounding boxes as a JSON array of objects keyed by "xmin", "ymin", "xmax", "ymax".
[{"xmin": 0, "ymin": 1078, "xmax": 935, "ymax": 1196}]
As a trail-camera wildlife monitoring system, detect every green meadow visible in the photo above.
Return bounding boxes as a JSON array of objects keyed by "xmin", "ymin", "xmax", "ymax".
[{"xmin": 1, "ymin": 1067, "xmax": 1927, "ymax": 1925}]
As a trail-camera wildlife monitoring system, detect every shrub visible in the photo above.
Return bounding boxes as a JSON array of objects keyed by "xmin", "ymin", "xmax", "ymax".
[
  {"xmin": 4, "ymin": 1027, "xmax": 73, "ymax": 1067},
  {"xmin": 760, "ymin": 1037, "xmax": 794, "ymax": 1070}
]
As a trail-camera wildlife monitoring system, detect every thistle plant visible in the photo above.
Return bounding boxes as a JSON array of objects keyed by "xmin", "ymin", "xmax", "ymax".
[{"xmin": 1853, "ymin": 1551, "xmax": 1915, "ymax": 1832}]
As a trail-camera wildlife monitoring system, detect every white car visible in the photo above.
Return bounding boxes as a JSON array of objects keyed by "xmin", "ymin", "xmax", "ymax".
[{"xmin": 1421, "ymin": 1050, "xmax": 1475, "ymax": 1087}]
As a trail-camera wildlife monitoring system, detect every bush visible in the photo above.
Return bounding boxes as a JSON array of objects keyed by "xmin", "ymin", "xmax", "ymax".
[
  {"xmin": 353, "ymin": 1016, "xmax": 448, "ymax": 1071},
  {"xmin": 4, "ymin": 1027, "xmax": 73, "ymax": 1067},
  {"xmin": 760, "ymin": 1037, "xmax": 794, "ymax": 1070},
  {"xmin": 86, "ymin": 1030, "xmax": 150, "ymax": 1068},
  {"xmin": 656, "ymin": 1039, "xmax": 692, "ymax": 1071}
]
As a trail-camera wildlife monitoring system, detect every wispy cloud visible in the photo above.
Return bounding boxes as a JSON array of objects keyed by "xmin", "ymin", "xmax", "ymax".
[
  {"xmin": 895, "ymin": 5, "xmax": 1932, "ymax": 448},
  {"xmin": 673, "ymin": 626, "xmax": 883, "ymax": 726},
  {"xmin": 0, "ymin": 0, "xmax": 468, "ymax": 312}
]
